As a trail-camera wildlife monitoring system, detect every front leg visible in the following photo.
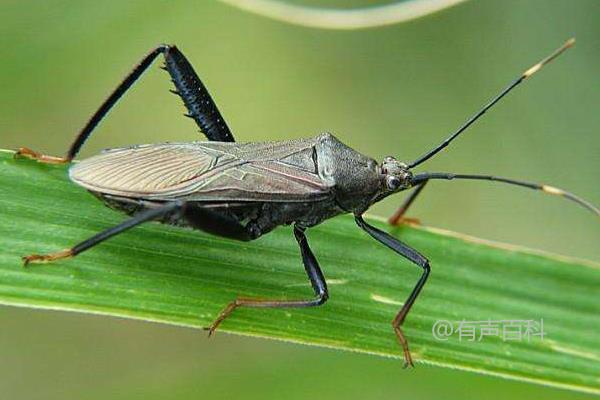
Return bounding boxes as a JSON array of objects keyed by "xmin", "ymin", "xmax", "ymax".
[
  {"xmin": 388, "ymin": 180, "xmax": 428, "ymax": 226},
  {"xmin": 356, "ymin": 215, "xmax": 430, "ymax": 367},
  {"xmin": 16, "ymin": 44, "xmax": 234, "ymax": 164}
]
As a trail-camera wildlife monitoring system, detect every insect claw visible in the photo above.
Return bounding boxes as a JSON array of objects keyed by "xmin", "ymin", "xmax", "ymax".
[
  {"xmin": 401, "ymin": 346, "xmax": 414, "ymax": 368},
  {"xmin": 21, "ymin": 255, "xmax": 32, "ymax": 267},
  {"xmin": 183, "ymin": 113, "xmax": 195, "ymax": 119},
  {"xmin": 169, "ymin": 89, "xmax": 180, "ymax": 95},
  {"xmin": 203, "ymin": 326, "xmax": 216, "ymax": 338},
  {"xmin": 393, "ymin": 325, "xmax": 415, "ymax": 368}
]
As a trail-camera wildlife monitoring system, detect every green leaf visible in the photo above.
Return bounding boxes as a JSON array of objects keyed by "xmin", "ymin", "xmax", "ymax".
[{"xmin": 0, "ymin": 149, "xmax": 598, "ymax": 394}]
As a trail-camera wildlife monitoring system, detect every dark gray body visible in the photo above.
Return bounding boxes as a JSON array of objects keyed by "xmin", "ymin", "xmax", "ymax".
[{"xmin": 70, "ymin": 133, "xmax": 384, "ymax": 240}]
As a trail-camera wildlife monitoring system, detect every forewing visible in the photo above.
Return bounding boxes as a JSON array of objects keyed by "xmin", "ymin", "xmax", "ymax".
[{"xmin": 69, "ymin": 141, "xmax": 331, "ymax": 202}]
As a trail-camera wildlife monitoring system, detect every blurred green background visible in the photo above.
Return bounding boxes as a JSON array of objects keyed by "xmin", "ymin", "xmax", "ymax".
[{"xmin": 1, "ymin": 0, "xmax": 598, "ymax": 399}]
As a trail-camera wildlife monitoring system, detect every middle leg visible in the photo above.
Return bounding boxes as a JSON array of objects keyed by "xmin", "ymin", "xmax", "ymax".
[{"xmin": 206, "ymin": 225, "xmax": 329, "ymax": 335}]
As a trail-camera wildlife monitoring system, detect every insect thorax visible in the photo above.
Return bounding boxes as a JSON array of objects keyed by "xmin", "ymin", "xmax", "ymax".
[{"xmin": 315, "ymin": 133, "xmax": 382, "ymax": 213}]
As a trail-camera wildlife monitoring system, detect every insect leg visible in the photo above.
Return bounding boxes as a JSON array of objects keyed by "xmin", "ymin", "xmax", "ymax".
[
  {"xmin": 22, "ymin": 201, "xmax": 185, "ymax": 266},
  {"xmin": 163, "ymin": 46, "xmax": 234, "ymax": 142},
  {"xmin": 15, "ymin": 45, "xmax": 234, "ymax": 164},
  {"xmin": 206, "ymin": 225, "xmax": 328, "ymax": 335},
  {"xmin": 355, "ymin": 215, "xmax": 430, "ymax": 368},
  {"xmin": 388, "ymin": 180, "xmax": 429, "ymax": 226}
]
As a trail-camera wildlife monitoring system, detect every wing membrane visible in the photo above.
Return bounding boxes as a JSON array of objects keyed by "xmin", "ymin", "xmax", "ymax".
[{"xmin": 69, "ymin": 140, "xmax": 331, "ymax": 202}]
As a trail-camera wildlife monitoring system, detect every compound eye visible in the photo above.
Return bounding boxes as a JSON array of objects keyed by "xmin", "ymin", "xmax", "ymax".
[{"xmin": 386, "ymin": 176, "xmax": 402, "ymax": 190}]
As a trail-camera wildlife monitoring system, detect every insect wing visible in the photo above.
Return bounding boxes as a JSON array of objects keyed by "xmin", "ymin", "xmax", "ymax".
[{"xmin": 69, "ymin": 140, "xmax": 332, "ymax": 202}]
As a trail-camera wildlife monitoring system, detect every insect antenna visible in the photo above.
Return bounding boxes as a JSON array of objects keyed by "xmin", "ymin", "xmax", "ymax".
[
  {"xmin": 411, "ymin": 172, "xmax": 599, "ymax": 216},
  {"xmin": 408, "ymin": 38, "xmax": 575, "ymax": 169}
]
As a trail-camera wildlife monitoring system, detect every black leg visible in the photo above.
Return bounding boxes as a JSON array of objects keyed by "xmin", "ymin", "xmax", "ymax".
[
  {"xmin": 15, "ymin": 44, "xmax": 234, "ymax": 164},
  {"xmin": 164, "ymin": 46, "xmax": 234, "ymax": 143},
  {"xmin": 355, "ymin": 215, "xmax": 430, "ymax": 368},
  {"xmin": 22, "ymin": 201, "xmax": 186, "ymax": 266},
  {"xmin": 388, "ymin": 180, "xmax": 428, "ymax": 226},
  {"xmin": 206, "ymin": 225, "xmax": 329, "ymax": 335}
]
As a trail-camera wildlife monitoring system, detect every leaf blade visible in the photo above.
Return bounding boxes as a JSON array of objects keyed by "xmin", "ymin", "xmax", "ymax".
[{"xmin": 0, "ymin": 150, "xmax": 598, "ymax": 394}]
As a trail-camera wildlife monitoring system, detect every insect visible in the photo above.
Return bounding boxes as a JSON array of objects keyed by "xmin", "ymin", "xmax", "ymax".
[{"xmin": 15, "ymin": 38, "xmax": 598, "ymax": 367}]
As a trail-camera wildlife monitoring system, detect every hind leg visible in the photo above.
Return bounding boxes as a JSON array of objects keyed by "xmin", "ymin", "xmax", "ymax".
[
  {"xmin": 16, "ymin": 44, "xmax": 234, "ymax": 164},
  {"xmin": 23, "ymin": 201, "xmax": 186, "ymax": 266}
]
